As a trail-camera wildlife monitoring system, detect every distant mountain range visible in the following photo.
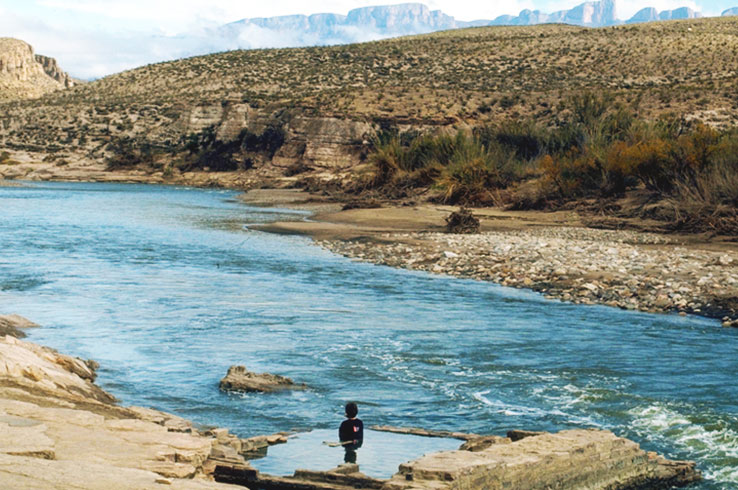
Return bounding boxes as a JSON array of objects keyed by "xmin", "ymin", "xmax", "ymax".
[
  {"xmin": 6, "ymin": 1, "xmax": 738, "ymax": 80},
  {"xmin": 488, "ymin": 0, "xmax": 618, "ymax": 27},
  {"xmin": 626, "ymin": 6, "xmax": 701, "ymax": 24},
  {"xmin": 211, "ymin": 1, "xmax": 738, "ymax": 51}
]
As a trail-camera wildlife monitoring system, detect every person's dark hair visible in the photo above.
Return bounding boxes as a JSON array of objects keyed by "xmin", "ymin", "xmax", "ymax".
[{"xmin": 345, "ymin": 402, "xmax": 358, "ymax": 418}]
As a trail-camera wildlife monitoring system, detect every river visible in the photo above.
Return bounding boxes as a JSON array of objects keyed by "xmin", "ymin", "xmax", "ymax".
[{"xmin": 0, "ymin": 181, "xmax": 736, "ymax": 487}]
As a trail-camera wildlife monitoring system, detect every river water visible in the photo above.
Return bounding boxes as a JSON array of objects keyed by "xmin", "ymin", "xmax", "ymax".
[{"xmin": 0, "ymin": 182, "xmax": 736, "ymax": 487}]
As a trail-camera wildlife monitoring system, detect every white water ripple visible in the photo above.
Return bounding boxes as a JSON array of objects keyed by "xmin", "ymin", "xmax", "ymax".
[{"xmin": 629, "ymin": 403, "xmax": 738, "ymax": 485}]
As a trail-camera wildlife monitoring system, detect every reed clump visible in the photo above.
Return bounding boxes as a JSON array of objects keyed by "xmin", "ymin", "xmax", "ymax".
[{"xmin": 365, "ymin": 93, "xmax": 738, "ymax": 234}]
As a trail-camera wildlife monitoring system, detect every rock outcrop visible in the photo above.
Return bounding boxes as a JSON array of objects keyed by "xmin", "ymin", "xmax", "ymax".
[
  {"xmin": 371, "ymin": 425, "xmax": 479, "ymax": 440},
  {"xmin": 382, "ymin": 429, "xmax": 700, "ymax": 490},
  {"xmin": 215, "ymin": 428, "xmax": 700, "ymax": 490},
  {"xmin": 0, "ymin": 38, "xmax": 71, "ymax": 101},
  {"xmin": 657, "ymin": 7, "xmax": 702, "ymax": 21},
  {"xmin": 34, "ymin": 54, "xmax": 75, "ymax": 88},
  {"xmin": 627, "ymin": 6, "xmax": 701, "ymax": 23},
  {"xmin": 0, "ymin": 314, "xmax": 39, "ymax": 338},
  {"xmin": 219, "ymin": 365, "xmax": 306, "ymax": 393},
  {"xmin": 218, "ymin": 4, "xmax": 462, "ymax": 49},
  {"xmin": 0, "ymin": 335, "xmax": 245, "ymax": 489},
  {"xmin": 182, "ymin": 103, "xmax": 373, "ymax": 173},
  {"xmin": 0, "ymin": 332, "xmax": 701, "ymax": 490},
  {"xmin": 627, "ymin": 7, "xmax": 660, "ymax": 24}
]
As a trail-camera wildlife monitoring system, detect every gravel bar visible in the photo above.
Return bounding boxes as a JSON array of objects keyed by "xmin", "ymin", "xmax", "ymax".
[{"xmin": 319, "ymin": 227, "xmax": 738, "ymax": 326}]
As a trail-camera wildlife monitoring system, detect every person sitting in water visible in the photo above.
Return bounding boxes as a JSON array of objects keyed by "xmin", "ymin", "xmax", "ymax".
[{"xmin": 339, "ymin": 402, "xmax": 363, "ymax": 463}]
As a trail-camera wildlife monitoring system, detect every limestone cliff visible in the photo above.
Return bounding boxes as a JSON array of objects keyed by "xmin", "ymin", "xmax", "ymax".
[
  {"xmin": 34, "ymin": 54, "xmax": 75, "ymax": 88},
  {"xmin": 0, "ymin": 38, "xmax": 71, "ymax": 101}
]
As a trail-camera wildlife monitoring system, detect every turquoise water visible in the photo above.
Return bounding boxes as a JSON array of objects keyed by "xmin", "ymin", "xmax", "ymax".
[{"xmin": 1, "ymin": 181, "xmax": 736, "ymax": 487}]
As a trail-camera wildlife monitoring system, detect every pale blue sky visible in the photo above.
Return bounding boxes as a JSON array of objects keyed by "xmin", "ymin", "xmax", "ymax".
[{"xmin": 1, "ymin": 1, "xmax": 735, "ymax": 78}]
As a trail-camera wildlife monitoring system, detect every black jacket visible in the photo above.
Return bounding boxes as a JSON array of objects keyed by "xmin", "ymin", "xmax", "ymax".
[{"xmin": 339, "ymin": 418, "xmax": 364, "ymax": 445}]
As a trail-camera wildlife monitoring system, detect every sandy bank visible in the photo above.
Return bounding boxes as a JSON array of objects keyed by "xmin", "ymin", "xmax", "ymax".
[{"xmin": 249, "ymin": 191, "xmax": 738, "ymax": 325}]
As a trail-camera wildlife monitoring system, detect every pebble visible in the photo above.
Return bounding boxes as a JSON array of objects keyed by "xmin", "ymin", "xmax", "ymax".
[{"xmin": 319, "ymin": 227, "xmax": 738, "ymax": 325}]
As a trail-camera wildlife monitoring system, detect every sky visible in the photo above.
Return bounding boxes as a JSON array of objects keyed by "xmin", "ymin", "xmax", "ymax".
[{"xmin": 1, "ymin": 0, "xmax": 735, "ymax": 79}]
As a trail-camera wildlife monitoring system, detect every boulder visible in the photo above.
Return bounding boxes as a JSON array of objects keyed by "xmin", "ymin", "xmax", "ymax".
[{"xmin": 219, "ymin": 366, "xmax": 306, "ymax": 393}]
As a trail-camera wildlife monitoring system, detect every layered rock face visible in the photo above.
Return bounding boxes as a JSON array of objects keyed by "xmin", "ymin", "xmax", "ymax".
[
  {"xmin": 0, "ymin": 38, "xmax": 71, "ymax": 101},
  {"xmin": 0, "ymin": 334, "xmax": 244, "ymax": 489},
  {"xmin": 657, "ymin": 7, "xmax": 702, "ymax": 21},
  {"xmin": 383, "ymin": 429, "xmax": 700, "ymax": 490},
  {"xmin": 627, "ymin": 7, "xmax": 660, "ymax": 24},
  {"xmin": 183, "ymin": 102, "xmax": 373, "ymax": 173},
  {"xmin": 219, "ymin": 3, "xmax": 461, "ymax": 48},
  {"xmin": 35, "ymin": 54, "xmax": 75, "ymax": 88}
]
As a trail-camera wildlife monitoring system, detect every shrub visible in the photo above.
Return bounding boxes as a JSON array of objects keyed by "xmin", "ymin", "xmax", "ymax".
[
  {"xmin": 180, "ymin": 125, "xmax": 285, "ymax": 172},
  {"xmin": 106, "ymin": 138, "xmax": 158, "ymax": 169},
  {"xmin": 435, "ymin": 136, "xmax": 517, "ymax": 205}
]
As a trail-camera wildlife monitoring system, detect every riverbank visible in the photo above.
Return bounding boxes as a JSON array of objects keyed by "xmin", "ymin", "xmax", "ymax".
[
  {"xmin": 250, "ymin": 191, "xmax": 738, "ymax": 325},
  {"xmin": 3, "ymin": 171, "xmax": 737, "ymax": 324},
  {"xmin": 0, "ymin": 152, "xmax": 264, "ymax": 188}
]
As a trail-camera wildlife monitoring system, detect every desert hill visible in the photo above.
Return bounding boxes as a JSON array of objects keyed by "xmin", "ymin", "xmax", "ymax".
[
  {"xmin": 0, "ymin": 38, "xmax": 74, "ymax": 102},
  {"xmin": 0, "ymin": 17, "xmax": 737, "ymax": 186}
]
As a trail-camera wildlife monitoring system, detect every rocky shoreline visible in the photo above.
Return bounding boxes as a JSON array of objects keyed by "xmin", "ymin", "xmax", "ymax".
[
  {"xmin": 0, "ymin": 316, "xmax": 703, "ymax": 489},
  {"xmin": 0, "ymin": 319, "xmax": 287, "ymax": 489},
  {"xmin": 319, "ymin": 226, "xmax": 738, "ymax": 326}
]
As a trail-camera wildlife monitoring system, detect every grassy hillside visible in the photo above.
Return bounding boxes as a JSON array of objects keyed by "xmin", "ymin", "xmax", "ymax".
[{"xmin": 4, "ymin": 17, "xmax": 738, "ymax": 125}]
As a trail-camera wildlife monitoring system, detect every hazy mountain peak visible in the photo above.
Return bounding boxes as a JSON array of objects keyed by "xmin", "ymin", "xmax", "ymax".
[{"xmin": 627, "ymin": 5, "xmax": 701, "ymax": 23}]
